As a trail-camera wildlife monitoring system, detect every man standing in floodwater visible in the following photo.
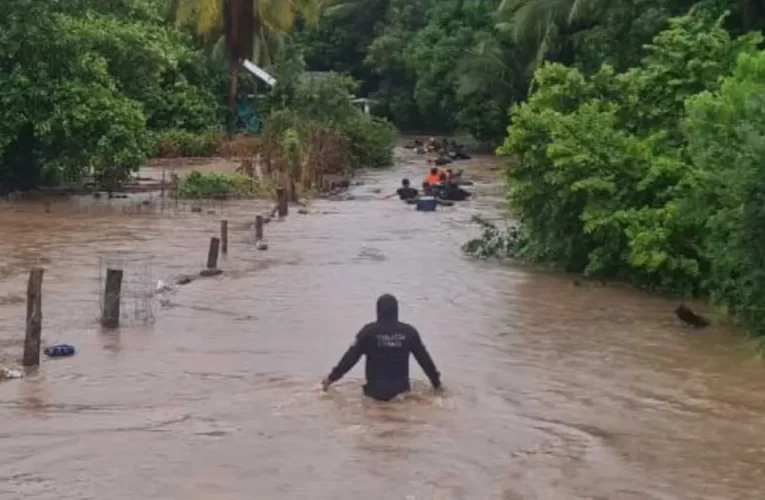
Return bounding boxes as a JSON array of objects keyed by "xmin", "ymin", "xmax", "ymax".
[{"xmin": 322, "ymin": 294, "xmax": 442, "ymax": 401}]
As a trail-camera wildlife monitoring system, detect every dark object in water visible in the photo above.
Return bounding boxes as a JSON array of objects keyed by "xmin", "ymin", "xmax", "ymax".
[
  {"xmin": 434, "ymin": 153, "xmax": 452, "ymax": 166},
  {"xmin": 439, "ymin": 185, "xmax": 471, "ymax": 201},
  {"xmin": 403, "ymin": 139, "xmax": 423, "ymax": 149},
  {"xmin": 200, "ymin": 269, "xmax": 223, "ymax": 278},
  {"xmin": 44, "ymin": 344, "xmax": 76, "ymax": 358},
  {"xmin": 406, "ymin": 197, "xmax": 453, "ymax": 208},
  {"xmin": 416, "ymin": 196, "xmax": 437, "ymax": 212},
  {"xmin": 674, "ymin": 305, "xmax": 710, "ymax": 328},
  {"xmin": 176, "ymin": 274, "xmax": 196, "ymax": 285},
  {"xmin": 448, "ymin": 140, "xmax": 471, "ymax": 160}
]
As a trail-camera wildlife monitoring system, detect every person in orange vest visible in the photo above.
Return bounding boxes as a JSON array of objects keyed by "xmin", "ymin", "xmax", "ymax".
[{"xmin": 424, "ymin": 167, "xmax": 441, "ymax": 185}]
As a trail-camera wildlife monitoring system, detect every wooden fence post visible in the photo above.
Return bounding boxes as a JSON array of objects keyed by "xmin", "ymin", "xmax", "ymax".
[
  {"xmin": 101, "ymin": 269, "xmax": 123, "ymax": 329},
  {"xmin": 255, "ymin": 215, "xmax": 264, "ymax": 241},
  {"xmin": 276, "ymin": 187, "xmax": 288, "ymax": 217},
  {"xmin": 221, "ymin": 220, "xmax": 228, "ymax": 254},
  {"xmin": 22, "ymin": 268, "xmax": 44, "ymax": 367},
  {"xmin": 207, "ymin": 237, "xmax": 220, "ymax": 269}
]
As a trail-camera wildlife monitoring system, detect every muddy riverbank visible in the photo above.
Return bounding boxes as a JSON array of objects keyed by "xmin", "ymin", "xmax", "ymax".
[{"xmin": 1, "ymin": 148, "xmax": 764, "ymax": 499}]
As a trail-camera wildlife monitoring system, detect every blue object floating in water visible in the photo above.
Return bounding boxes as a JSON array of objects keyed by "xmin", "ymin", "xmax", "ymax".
[
  {"xmin": 416, "ymin": 196, "xmax": 437, "ymax": 212},
  {"xmin": 44, "ymin": 344, "xmax": 76, "ymax": 358}
]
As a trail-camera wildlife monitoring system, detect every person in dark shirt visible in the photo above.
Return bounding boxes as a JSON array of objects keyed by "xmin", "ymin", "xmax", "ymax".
[
  {"xmin": 321, "ymin": 294, "xmax": 442, "ymax": 401},
  {"xmin": 440, "ymin": 182, "xmax": 472, "ymax": 201},
  {"xmin": 433, "ymin": 172, "xmax": 471, "ymax": 201},
  {"xmin": 385, "ymin": 178, "xmax": 418, "ymax": 200}
]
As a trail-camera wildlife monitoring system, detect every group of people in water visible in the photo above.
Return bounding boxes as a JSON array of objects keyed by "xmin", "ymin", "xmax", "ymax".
[
  {"xmin": 404, "ymin": 136, "xmax": 472, "ymax": 165},
  {"xmin": 386, "ymin": 167, "xmax": 473, "ymax": 205}
]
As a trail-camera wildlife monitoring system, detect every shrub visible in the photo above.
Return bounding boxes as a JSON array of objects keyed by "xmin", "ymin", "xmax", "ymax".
[
  {"xmin": 462, "ymin": 216, "xmax": 519, "ymax": 259},
  {"xmin": 257, "ymin": 47, "xmax": 398, "ymax": 189},
  {"xmin": 150, "ymin": 129, "xmax": 224, "ymax": 158},
  {"xmin": 346, "ymin": 115, "xmax": 397, "ymax": 169},
  {"xmin": 176, "ymin": 171, "xmax": 272, "ymax": 199}
]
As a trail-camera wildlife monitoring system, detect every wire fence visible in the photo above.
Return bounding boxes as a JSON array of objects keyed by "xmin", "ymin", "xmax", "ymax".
[
  {"xmin": 97, "ymin": 251, "xmax": 156, "ymax": 325},
  {"xmin": 0, "ymin": 155, "xmax": 329, "ymax": 369}
]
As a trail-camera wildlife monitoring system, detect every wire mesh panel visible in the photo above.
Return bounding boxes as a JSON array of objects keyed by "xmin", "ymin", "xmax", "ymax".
[{"xmin": 97, "ymin": 251, "xmax": 156, "ymax": 324}]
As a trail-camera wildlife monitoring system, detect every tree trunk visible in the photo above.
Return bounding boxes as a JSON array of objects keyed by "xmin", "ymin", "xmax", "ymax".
[{"xmin": 228, "ymin": 60, "xmax": 238, "ymax": 136}]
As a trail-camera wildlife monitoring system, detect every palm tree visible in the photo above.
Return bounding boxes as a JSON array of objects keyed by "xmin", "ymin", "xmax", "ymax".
[
  {"xmin": 457, "ymin": 31, "xmax": 521, "ymax": 96},
  {"xmin": 173, "ymin": 0, "xmax": 322, "ymax": 130},
  {"xmin": 496, "ymin": 0, "xmax": 603, "ymax": 70}
]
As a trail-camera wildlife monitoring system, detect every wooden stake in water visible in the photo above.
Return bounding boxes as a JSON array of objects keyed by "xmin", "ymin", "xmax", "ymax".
[
  {"xmin": 221, "ymin": 220, "xmax": 228, "ymax": 254},
  {"xmin": 255, "ymin": 215, "xmax": 264, "ymax": 241},
  {"xmin": 23, "ymin": 268, "xmax": 44, "ymax": 367},
  {"xmin": 207, "ymin": 237, "xmax": 220, "ymax": 269},
  {"xmin": 101, "ymin": 268, "xmax": 123, "ymax": 329},
  {"xmin": 276, "ymin": 187, "xmax": 288, "ymax": 217}
]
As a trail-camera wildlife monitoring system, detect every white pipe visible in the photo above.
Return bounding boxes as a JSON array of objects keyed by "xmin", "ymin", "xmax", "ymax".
[{"xmin": 241, "ymin": 59, "xmax": 276, "ymax": 87}]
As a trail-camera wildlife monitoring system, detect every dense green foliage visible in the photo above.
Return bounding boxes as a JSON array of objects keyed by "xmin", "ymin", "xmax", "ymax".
[
  {"xmin": 491, "ymin": 3, "xmax": 765, "ymax": 336},
  {"xmin": 0, "ymin": 0, "xmax": 224, "ymax": 192},
  {"xmin": 177, "ymin": 170, "xmax": 270, "ymax": 198},
  {"xmin": 292, "ymin": 0, "xmax": 765, "ymax": 145},
  {"xmin": 297, "ymin": 0, "xmax": 519, "ymax": 142},
  {"xmin": 260, "ymin": 48, "xmax": 397, "ymax": 172}
]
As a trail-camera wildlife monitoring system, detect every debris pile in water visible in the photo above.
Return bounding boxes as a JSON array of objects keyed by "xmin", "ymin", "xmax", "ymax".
[{"xmin": 0, "ymin": 365, "xmax": 23, "ymax": 380}]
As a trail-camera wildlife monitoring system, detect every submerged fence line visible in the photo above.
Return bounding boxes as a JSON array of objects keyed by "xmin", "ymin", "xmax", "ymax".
[{"xmin": 4, "ymin": 188, "xmax": 295, "ymax": 369}]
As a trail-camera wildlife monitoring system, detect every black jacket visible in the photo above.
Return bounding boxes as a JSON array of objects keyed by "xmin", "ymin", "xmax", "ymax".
[
  {"xmin": 326, "ymin": 294, "xmax": 441, "ymax": 401},
  {"xmin": 396, "ymin": 186, "xmax": 418, "ymax": 200}
]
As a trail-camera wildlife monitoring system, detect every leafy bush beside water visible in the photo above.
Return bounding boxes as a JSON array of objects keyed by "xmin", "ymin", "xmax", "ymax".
[
  {"xmin": 478, "ymin": 6, "xmax": 765, "ymax": 335},
  {"xmin": 254, "ymin": 48, "xmax": 398, "ymax": 192},
  {"xmin": 150, "ymin": 129, "xmax": 224, "ymax": 158},
  {"xmin": 0, "ymin": 0, "xmax": 224, "ymax": 192},
  {"xmin": 177, "ymin": 171, "xmax": 272, "ymax": 199},
  {"xmin": 462, "ymin": 216, "xmax": 519, "ymax": 259},
  {"xmin": 345, "ymin": 115, "xmax": 398, "ymax": 170}
]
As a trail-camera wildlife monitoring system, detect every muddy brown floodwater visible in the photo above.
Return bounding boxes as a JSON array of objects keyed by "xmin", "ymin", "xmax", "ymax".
[{"xmin": 1, "ymin": 148, "xmax": 765, "ymax": 500}]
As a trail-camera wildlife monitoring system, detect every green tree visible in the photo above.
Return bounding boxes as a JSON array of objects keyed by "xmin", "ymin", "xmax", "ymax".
[
  {"xmin": 685, "ymin": 50, "xmax": 765, "ymax": 334},
  {"xmin": 495, "ymin": 6, "xmax": 761, "ymax": 291},
  {"xmin": 0, "ymin": 0, "xmax": 149, "ymax": 190}
]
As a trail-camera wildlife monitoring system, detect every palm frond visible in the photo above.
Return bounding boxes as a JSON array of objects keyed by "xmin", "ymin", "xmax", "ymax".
[
  {"xmin": 456, "ymin": 34, "xmax": 516, "ymax": 95},
  {"xmin": 198, "ymin": 0, "xmax": 223, "ymax": 37},
  {"xmin": 322, "ymin": 0, "xmax": 364, "ymax": 19}
]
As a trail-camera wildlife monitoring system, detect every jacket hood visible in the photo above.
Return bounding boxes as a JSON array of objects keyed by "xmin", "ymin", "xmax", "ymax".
[{"xmin": 376, "ymin": 294, "xmax": 398, "ymax": 322}]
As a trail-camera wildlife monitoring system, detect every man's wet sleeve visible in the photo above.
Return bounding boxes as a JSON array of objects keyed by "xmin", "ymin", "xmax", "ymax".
[
  {"xmin": 327, "ymin": 331, "xmax": 365, "ymax": 383},
  {"xmin": 410, "ymin": 329, "xmax": 441, "ymax": 388}
]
